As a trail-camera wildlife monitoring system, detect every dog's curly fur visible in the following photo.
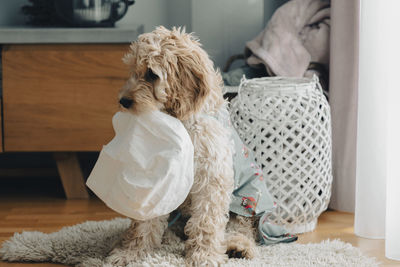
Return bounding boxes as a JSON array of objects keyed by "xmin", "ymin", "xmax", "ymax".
[{"xmin": 107, "ymin": 26, "xmax": 258, "ymax": 267}]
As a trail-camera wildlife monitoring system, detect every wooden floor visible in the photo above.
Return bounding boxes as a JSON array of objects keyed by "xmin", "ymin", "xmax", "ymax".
[{"xmin": 0, "ymin": 196, "xmax": 398, "ymax": 267}]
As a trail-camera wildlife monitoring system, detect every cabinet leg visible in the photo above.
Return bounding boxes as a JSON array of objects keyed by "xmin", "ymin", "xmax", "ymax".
[{"xmin": 54, "ymin": 152, "xmax": 89, "ymax": 199}]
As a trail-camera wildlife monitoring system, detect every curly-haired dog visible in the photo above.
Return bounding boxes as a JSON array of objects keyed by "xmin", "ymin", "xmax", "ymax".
[{"xmin": 107, "ymin": 26, "xmax": 257, "ymax": 266}]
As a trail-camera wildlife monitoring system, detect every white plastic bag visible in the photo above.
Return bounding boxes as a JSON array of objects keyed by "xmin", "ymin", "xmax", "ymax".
[{"xmin": 86, "ymin": 111, "xmax": 194, "ymax": 221}]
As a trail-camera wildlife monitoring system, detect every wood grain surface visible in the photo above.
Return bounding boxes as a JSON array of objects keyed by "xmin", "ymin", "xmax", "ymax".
[
  {"xmin": 2, "ymin": 44, "xmax": 130, "ymax": 151},
  {"xmin": 53, "ymin": 152, "xmax": 89, "ymax": 199}
]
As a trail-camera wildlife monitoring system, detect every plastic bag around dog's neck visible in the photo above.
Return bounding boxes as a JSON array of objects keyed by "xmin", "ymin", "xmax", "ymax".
[{"xmin": 86, "ymin": 110, "xmax": 194, "ymax": 221}]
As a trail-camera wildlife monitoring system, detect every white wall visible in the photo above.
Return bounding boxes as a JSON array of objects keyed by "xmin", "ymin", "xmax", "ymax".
[
  {"xmin": 192, "ymin": 0, "xmax": 265, "ymax": 69},
  {"xmin": 166, "ymin": 0, "xmax": 192, "ymax": 32},
  {"xmin": 117, "ymin": 0, "xmax": 169, "ymax": 32}
]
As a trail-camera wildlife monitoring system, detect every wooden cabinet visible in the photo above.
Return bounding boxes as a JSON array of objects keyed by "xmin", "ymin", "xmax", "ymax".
[
  {"xmin": 2, "ymin": 44, "xmax": 129, "ymax": 151},
  {"xmin": 1, "ymin": 44, "xmax": 131, "ymax": 199}
]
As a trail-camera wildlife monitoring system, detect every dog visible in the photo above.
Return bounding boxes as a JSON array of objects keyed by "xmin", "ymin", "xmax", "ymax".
[{"xmin": 107, "ymin": 26, "xmax": 258, "ymax": 266}]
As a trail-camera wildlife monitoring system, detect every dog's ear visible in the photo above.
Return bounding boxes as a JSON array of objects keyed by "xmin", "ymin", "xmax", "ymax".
[
  {"xmin": 165, "ymin": 35, "xmax": 219, "ymax": 120},
  {"xmin": 123, "ymin": 46, "xmax": 169, "ymax": 104},
  {"xmin": 146, "ymin": 65, "xmax": 169, "ymax": 103}
]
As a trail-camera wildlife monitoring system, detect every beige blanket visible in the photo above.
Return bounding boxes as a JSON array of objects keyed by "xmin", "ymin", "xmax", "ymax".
[{"xmin": 246, "ymin": 0, "xmax": 330, "ymax": 78}]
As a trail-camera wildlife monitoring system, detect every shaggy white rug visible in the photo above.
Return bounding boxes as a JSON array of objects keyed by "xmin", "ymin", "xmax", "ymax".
[{"xmin": 0, "ymin": 218, "xmax": 379, "ymax": 267}]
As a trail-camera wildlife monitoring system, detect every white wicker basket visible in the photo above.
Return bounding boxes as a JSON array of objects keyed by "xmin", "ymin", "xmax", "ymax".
[{"xmin": 229, "ymin": 76, "xmax": 332, "ymax": 234}]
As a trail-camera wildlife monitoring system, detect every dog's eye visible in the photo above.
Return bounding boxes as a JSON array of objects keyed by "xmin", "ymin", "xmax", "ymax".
[{"xmin": 145, "ymin": 68, "xmax": 159, "ymax": 82}]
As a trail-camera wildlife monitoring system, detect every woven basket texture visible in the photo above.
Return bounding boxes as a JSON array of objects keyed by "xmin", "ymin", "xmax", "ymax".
[{"xmin": 230, "ymin": 76, "xmax": 332, "ymax": 234}]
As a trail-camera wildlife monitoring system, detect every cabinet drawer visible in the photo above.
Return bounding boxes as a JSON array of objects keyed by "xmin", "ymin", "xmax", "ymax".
[{"xmin": 2, "ymin": 44, "xmax": 129, "ymax": 151}]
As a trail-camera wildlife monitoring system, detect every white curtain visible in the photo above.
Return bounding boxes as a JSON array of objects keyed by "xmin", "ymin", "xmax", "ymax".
[{"xmin": 355, "ymin": 0, "xmax": 400, "ymax": 260}]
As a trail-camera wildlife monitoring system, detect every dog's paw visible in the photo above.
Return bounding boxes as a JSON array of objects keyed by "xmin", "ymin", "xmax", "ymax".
[
  {"xmin": 226, "ymin": 246, "xmax": 257, "ymax": 259},
  {"xmin": 226, "ymin": 233, "xmax": 258, "ymax": 259},
  {"xmin": 105, "ymin": 247, "xmax": 147, "ymax": 266},
  {"xmin": 185, "ymin": 250, "xmax": 228, "ymax": 267}
]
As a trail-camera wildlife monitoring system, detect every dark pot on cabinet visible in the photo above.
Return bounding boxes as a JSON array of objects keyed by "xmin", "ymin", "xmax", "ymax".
[{"xmin": 54, "ymin": 0, "xmax": 135, "ymax": 27}]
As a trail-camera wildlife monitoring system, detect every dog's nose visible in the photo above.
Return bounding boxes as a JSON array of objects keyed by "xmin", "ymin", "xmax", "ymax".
[{"xmin": 119, "ymin": 98, "xmax": 133, "ymax": 109}]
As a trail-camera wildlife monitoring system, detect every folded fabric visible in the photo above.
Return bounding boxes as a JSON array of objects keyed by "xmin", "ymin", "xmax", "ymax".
[
  {"xmin": 86, "ymin": 111, "xmax": 194, "ymax": 221},
  {"xmin": 246, "ymin": 0, "xmax": 330, "ymax": 77},
  {"xmin": 258, "ymin": 213, "xmax": 298, "ymax": 245}
]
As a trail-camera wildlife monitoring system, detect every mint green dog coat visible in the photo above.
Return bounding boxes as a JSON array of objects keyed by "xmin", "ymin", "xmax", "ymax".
[{"xmin": 216, "ymin": 107, "xmax": 297, "ymax": 245}]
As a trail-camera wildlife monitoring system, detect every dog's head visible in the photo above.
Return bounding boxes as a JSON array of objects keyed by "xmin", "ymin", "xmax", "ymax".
[{"xmin": 119, "ymin": 26, "xmax": 223, "ymax": 120}]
